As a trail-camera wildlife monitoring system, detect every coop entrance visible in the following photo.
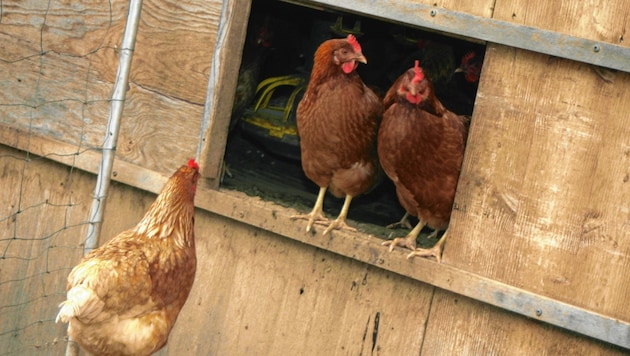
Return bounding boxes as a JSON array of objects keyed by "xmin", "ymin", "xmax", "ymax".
[{"xmin": 221, "ymin": 0, "xmax": 485, "ymax": 240}]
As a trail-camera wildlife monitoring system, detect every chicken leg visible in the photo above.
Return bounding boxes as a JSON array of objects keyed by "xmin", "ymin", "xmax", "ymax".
[
  {"xmin": 291, "ymin": 186, "xmax": 329, "ymax": 232},
  {"xmin": 382, "ymin": 220, "xmax": 426, "ymax": 252},
  {"xmin": 407, "ymin": 229, "xmax": 448, "ymax": 263},
  {"xmin": 322, "ymin": 194, "xmax": 356, "ymax": 235},
  {"xmin": 385, "ymin": 212, "xmax": 413, "ymax": 229}
]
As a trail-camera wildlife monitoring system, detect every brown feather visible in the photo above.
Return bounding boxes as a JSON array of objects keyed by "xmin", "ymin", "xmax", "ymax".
[
  {"xmin": 378, "ymin": 66, "xmax": 468, "ymax": 231},
  {"xmin": 297, "ymin": 37, "xmax": 382, "ymax": 198}
]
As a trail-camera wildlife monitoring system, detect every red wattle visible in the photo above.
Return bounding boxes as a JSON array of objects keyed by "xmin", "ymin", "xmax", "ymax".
[
  {"xmin": 342, "ymin": 61, "xmax": 357, "ymax": 74},
  {"xmin": 406, "ymin": 93, "xmax": 421, "ymax": 104}
]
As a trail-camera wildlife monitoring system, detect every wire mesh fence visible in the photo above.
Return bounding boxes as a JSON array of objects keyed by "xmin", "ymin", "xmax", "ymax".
[
  {"xmin": 0, "ymin": 1, "xmax": 123, "ymax": 354},
  {"xmin": 0, "ymin": 153, "xmax": 89, "ymax": 355}
]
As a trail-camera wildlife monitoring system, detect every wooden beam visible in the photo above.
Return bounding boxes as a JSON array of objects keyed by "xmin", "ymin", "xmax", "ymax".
[
  {"xmin": 2, "ymin": 127, "xmax": 628, "ymax": 349},
  {"xmin": 289, "ymin": 0, "xmax": 630, "ymax": 72},
  {"xmin": 196, "ymin": 0, "xmax": 252, "ymax": 186},
  {"xmin": 0, "ymin": 123, "xmax": 168, "ymax": 194}
]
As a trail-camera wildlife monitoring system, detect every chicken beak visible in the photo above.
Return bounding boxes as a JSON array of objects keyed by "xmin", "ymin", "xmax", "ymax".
[{"xmin": 356, "ymin": 54, "xmax": 367, "ymax": 64}]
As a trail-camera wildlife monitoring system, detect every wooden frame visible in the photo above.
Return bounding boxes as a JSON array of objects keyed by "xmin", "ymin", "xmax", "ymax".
[
  {"xmin": 290, "ymin": 0, "xmax": 630, "ymax": 72},
  {"xmin": 197, "ymin": 0, "xmax": 253, "ymax": 186}
]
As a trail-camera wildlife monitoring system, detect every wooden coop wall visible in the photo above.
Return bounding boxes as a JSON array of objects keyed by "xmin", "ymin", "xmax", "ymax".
[
  {"xmin": 1, "ymin": 0, "xmax": 629, "ymax": 355},
  {"xmin": 447, "ymin": 0, "xmax": 630, "ymax": 322},
  {"xmin": 0, "ymin": 0, "xmax": 219, "ymax": 176}
]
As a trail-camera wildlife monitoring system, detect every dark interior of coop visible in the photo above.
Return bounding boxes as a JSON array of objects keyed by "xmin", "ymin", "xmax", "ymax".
[{"xmin": 221, "ymin": 0, "xmax": 486, "ymax": 242}]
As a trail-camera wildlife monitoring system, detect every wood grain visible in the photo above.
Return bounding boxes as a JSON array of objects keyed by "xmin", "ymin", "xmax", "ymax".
[
  {"xmin": 448, "ymin": 42, "xmax": 630, "ymax": 320},
  {"xmin": 197, "ymin": 0, "xmax": 252, "ymax": 183},
  {"xmin": 129, "ymin": 0, "xmax": 221, "ymax": 105},
  {"xmin": 443, "ymin": 0, "xmax": 630, "ymax": 331},
  {"xmin": 422, "ymin": 290, "xmax": 627, "ymax": 354},
  {"xmin": 493, "ymin": 0, "xmax": 629, "ymax": 47},
  {"xmin": 408, "ymin": 0, "xmax": 495, "ymax": 17},
  {"xmin": 164, "ymin": 211, "xmax": 435, "ymax": 355},
  {"xmin": 1, "ymin": 0, "xmax": 217, "ymax": 177}
]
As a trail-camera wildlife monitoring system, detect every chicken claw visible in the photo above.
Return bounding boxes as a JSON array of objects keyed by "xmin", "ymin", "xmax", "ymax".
[
  {"xmin": 291, "ymin": 212, "xmax": 329, "ymax": 232},
  {"xmin": 291, "ymin": 187, "xmax": 329, "ymax": 232},
  {"xmin": 381, "ymin": 220, "xmax": 425, "ymax": 252},
  {"xmin": 322, "ymin": 194, "xmax": 356, "ymax": 235},
  {"xmin": 425, "ymin": 229, "xmax": 441, "ymax": 239},
  {"xmin": 323, "ymin": 217, "xmax": 356, "ymax": 235},
  {"xmin": 385, "ymin": 212, "xmax": 413, "ymax": 230},
  {"xmin": 407, "ymin": 230, "xmax": 449, "ymax": 263},
  {"xmin": 381, "ymin": 235, "xmax": 416, "ymax": 252}
]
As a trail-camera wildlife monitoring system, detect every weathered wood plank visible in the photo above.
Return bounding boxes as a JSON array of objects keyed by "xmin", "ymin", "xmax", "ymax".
[
  {"xmin": 1, "ymin": 0, "xmax": 218, "ymax": 177},
  {"xmin": 116, "ymin": 84, "xmax": 203, "ymax": 174},
  {"xmin": 422, "ymin": 290, "xmax": 627, "ymax": 354},
  {"xmin": 2, "ymin": 137, "xmax": 626, "ymax": 353},
  {"xmin": 403, "ymin": 0, "xmax": 495, "ymax": 17},
  {"xmin": 439, "ymin": 4, "xmax": 630, "ymax": 351},
  {"xmin": 493, "ymin": 0, "xmax": 629, "ymax": 46},
  {"xmin": 448, "ymin": 42, "xmax": 630, "ymax": 322},
  {"xmin": 0, "ymin": 49, "xmax": 114, "ymax": 144},
  {"xmin": 0, "ymin": 1, "xmax": 118, "ymax": 62},
  {"xmin": 0, "ymin": 146, "xmax": 88, "ymax": 356},
  {"xmin": 197, "ymin": 0, "xmax": 252, "ymax": 183},
  {"xmin": 2, "ymin": 142, "xmax": 437, "ymax": 355},
  {"xmin": 0, "ymin": 54, "xmax": 204, "ymax": 175},
  {"xmin": 164, "ymin": 211, "xmax": 434, "ymax": 355},
  {"xmin": 0, "ymin": 123, "xmax": 168, "ymax": 193},
  {"xmin": 129, "ymin": 0, "xmax": 221, "ymax": 105},
  {"xmin": 293, "ymin": 0, "xmax": 630, "ymax": 71}
]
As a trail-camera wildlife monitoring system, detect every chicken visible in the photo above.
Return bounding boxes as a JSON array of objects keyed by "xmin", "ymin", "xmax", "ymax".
[
  {"xmin": 292, "ymin": 34, "xmax": 382, "ymax": 235},
  {"xmin": 379, "ymin": 61, "xmax": 469, "ymax": 262},
  {"xmin": 388, "ymin": 37, "xmax": 456, "ymax": 94},
  {"xmin": 393, "ymin": 39, "xmax": 484, "ymax": 116},
  {"xmin": 56, "ymin": 159, "xmax": 201, "ymax": 356},
  {"xmin": 444, "ymin": 49, "xmax": 484, "ymax": 115},
  {"xmin": 455, "ymin": 50, "xmax": 483, "ymax": 84}
]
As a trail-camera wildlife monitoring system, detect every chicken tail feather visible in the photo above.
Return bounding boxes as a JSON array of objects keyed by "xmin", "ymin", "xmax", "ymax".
[
  {"xmin": 56, "ymin": 285, "xmax": 102, "ymax": 324},
  {"xmin": 56, "ymin": 300, "xmax": 75, "ymax": 324}
]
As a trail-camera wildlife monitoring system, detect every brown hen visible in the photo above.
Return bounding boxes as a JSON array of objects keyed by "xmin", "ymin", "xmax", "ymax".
[
  {"xmin": 292, "ymin": 34, "xmax": 382, "ymax": 235},
  {"xmin": 379, "ymin": 61, "xmax": 469, "ymax": 262},
  {"xmin": 56, "ymin": 159, "xmax": 200, "ymax": 356}
]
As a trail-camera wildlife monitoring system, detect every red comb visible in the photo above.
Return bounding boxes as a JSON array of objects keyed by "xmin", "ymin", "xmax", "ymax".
[
  {"xmin": 347, "ymin": 34, "xmax": 362, "ymax": 53},
  {"xmin": 462, "ymin": 51, "xmax": 476, "ymax": 64},
  {"xmin": 412, "ymin": 60, "xmax": 425, "ymax": 83},
  {"xmin": 187, "ymin": 159, "xmax": 199, "ymax": 170}
]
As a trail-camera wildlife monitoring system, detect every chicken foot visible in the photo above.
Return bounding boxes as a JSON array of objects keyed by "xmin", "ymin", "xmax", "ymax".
[
  {"xmin": 291, "ymin": 186, "xmax": 329, "ymax": 232},
  {"xmin": 385, "ymin": 212, "xmax": 413, "ymax": 229},
  {"xmin": 323, "ymin": 194, "xmax": 356, "ymax": 235},
  {"xmin": 407, "ymin": 229, "xmax": 449, "ymax": 263},
  {"xmin": 382, "ymin": 220, "xmax": 426, "ymax": 252}
]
